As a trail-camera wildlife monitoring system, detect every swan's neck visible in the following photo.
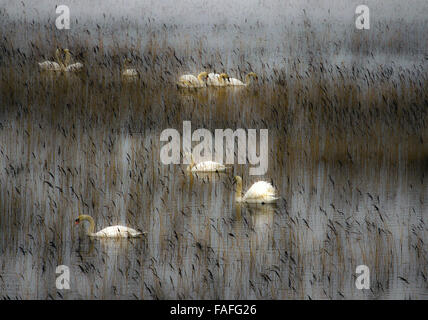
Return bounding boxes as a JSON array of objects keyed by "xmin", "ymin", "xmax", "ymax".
[
  {"xmin": 197, "ymin": 73, "xmax": 206, "ymax": 84},
  {"xmin": 80, "ymin": 215, "xmax": 96, "ymax": 235},
  {"xmin": 64, "ymin": 51, "xmax": 71, "ymax": 67},
  {"xmin": 235, "ymin": 180, "xmax": 243, "ymax": 202},
  {"xmin": 55, "ymin": 49, "xmax": 65, "ymax": 69},
  {"xmin": 245, "ymin": 74, "xmax": 252, "ymax": 85},
  {"xmin": 236, "ymin": 202, "xmax": 242, "ymax": 219},
  {"xmin": 187, "ymin": 156, "xmax": 195, "ymax": 171}
]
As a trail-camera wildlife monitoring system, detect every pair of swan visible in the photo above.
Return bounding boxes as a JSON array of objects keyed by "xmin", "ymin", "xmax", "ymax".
[
  {"xmin": 38, "ymin": 48, "xmax": 83, "ymax": 72},
  {"xmin": 75, "ymin": 215, "xmax": 146, "ymax": 238},
  {"xmin": 177, "ymin": 72, "xmax": 258, "ymax": 88},
  {"xmin": 186, "ymin": 153, "xmax": 278, "ymax": 204}
]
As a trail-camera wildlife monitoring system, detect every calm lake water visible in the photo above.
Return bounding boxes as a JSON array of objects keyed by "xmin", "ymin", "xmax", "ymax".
[{"xmin": 0, "ymin": 0, "xmax": 427, "ymax": 300}]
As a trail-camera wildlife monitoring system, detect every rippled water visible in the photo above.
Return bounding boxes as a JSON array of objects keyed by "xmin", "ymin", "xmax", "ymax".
[{"xmin": 0, "ymin": 0, "xmax": 427, "ymax": 300}]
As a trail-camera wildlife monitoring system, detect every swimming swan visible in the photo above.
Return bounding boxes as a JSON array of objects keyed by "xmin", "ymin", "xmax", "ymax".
[
  {"xmin": 75, "ymin": 215, "xmax": 145, "ymax": 237},
  {"xmin": 177, "ymin": 72, "xmax": 209, "ymax": 88},
  {"xmin": 226, "ymin": 72, "xmax": 258, "ymax": 86},
  {"xmin": 63, "ymin": 49, "xmax": 84, "ymax": 72},
  {"xmin": 186, "ymin": 153, "xmax": 227, "ymax": 172},
  {"xmin": 122, "ymin": 58, "xmax": 138, "ymax": 77},
  {"xmin": 207, "ymin": 72, "xmax": 230, "ymax": 86},
  {"xmin": 38, "ymin": 49, "xmax": 63, "ymax": 71},
  {"xmin": 234, "ymin": 175, "xmax": 278, "ymax": 203}
]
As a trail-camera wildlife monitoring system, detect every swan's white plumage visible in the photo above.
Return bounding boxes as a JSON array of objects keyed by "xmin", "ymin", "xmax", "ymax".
[
  {"xmin": 235, "ymin": 176, "xmax": 278, "ymax": 203},
  {"xmin": 122, "ymin": 59, "xmax": 138, "ymax": 77},
  {"xmin": 39, "ymin": 49, "xmax": 63, "ymax": 71},
  {"xmin": 207, "ymin": 73, "xmax": 229, "ymax": 86},
  {"xmin": 226, "ymin": 73, "xmax": 258, "ymax": 86},
  {"xmin": 190, "ymin": 160, "xmax": 226, "ymax": 172},
  {"xmin": 177, "ymin": 71, "xmax": 208, "ymax": 88},
  {"xmin": 243, "ymin": 181, "xmax": 277, "ymax": 202},
  {"xmin": 179, "ymin": 74, "xmax": 198, "ymax": 82},
  {"xmin": 122, "ymin": 68, "xmax": 138, "ymax": 76},
  {"xmin": 207, "ymin": 73, "xmax": 220, "ymax": 85},
  {"xmin": 75, "ymin": 214, "xmax": 145, "ymax": 238},
  {"xmin": 186, "ymin": 153, "xmax": 227, "ymax": 172},
  {"xmin": 65, "ymin": 62, "xmax": 83, "ymax": 72},
  {"xmin": 63, "ymin": 49, "xmax": 83, "ymax": 72},
  {"xmin": 38, "ymin": 61, "xmax": 62, "ymax": 71},
  {"xmin": 226, "ymin": 77, "xmax": 246, "ymax": 86},
  {"xmin": 92, "ymin": 225, "xmax": 143, "ymax": 238},
  {"xmin": 177, "ymin": 73, "xmax": 207, "ymax": 88}
]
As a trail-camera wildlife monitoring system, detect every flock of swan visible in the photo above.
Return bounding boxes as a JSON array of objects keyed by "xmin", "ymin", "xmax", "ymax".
[
  {"xmin": 39, "ymin": 48, "xmax": 133, "ymax": 76},
  {"xmin": 76, "ymin": 154, "xmax": 278, "ymax": 238},
  {"xmin": 38, "ymin": 48, "xmax": 83, "ymax": 72},
  {"xmin": 40, "ymin": 50, "xmax": 268, "ymax": 238},
  {"xmin": 39, "ymin": 49, "xmax": 258, "ymax": 87},
  {"xmin": 177, "ymin": 71, "xmax": 258, "ymax": 88}
]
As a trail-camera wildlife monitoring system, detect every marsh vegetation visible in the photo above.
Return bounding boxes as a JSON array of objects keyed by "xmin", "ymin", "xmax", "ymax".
[{"xmin": 0, "ymin": 0, "xmax": 427, "ymax": 299}]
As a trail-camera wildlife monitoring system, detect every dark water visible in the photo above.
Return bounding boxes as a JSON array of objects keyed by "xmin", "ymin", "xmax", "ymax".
[{"xmin": 0, "ymin": 0, "xmax": 427, "ymax": 300}]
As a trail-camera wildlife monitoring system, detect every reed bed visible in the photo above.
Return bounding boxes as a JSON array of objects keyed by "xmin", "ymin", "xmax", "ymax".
[{"xmin": 0, "ymin": 0, "xmax": 427, "ymax": 299}]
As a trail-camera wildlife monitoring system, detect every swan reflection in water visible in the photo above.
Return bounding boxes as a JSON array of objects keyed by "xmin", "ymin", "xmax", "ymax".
[{"xmin": 234, "ymin": 202, "xmax": 276, "ymax": 265}]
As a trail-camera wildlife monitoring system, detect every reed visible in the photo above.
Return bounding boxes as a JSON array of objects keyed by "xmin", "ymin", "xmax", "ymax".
[{"xmin": 0, "ymin": 1, "xmax": 427, "ymax": 300}]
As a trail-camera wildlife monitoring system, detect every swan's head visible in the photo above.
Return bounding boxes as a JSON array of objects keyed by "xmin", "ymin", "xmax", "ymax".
[
  {"xmin": 75, "ymin": 214, "xmax": 88, "ymax": 225},
  {"xmin": 233, "ymin": 175, "xmax": 242, "ymax": 184},
  {"xmin": 55, "ymin": 48, "xmax": 65, "ymax": 67},
  {"xmin": 219, "ymin": 73, "xmax": 230, "ymax": 81},
  {"xmin": 247, "ymin": 72, "xmax": 258, "ymax": 80},
  {"xmin": 197, "ymin": 71, "xmax": 209, "ymax": 80},
  {"xmin": 63, "ymin": 49, "xmax": 71, "ymax": 63}
]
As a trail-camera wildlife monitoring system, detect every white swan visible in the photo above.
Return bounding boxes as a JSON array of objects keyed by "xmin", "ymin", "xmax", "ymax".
[
  {"xmin": 226, "ymin": 72, "xmax": 258, "ymax": 86},
  {"xmin": 65, "ymin": 62, "xmax": 84, "ymax": 72},
  {"xmin": 38, "ymin": 49, "xmax": 63, "ymax": 71},
  {"xmin": 122, "ymin": 58, "xmax": 138, "ymax": 77},
  {"xmin": 75, "ymin": 215, "xmax": 145, "ymax": 238},
  {"xmin": 177, "ymin": 72, "xmax": 209, "ymax": 88},
  {"xmin": 234, "ymin": 175, "xmax": 278, "ymax": 203},
  {"xmin": 186, "ymin": 153, "xmax": 227, "ymax": 172},
  {"xmin": 63, "ymin": 49, "xmax": 84, "ymax": 72},
  {"xmin": 207, "ymin": 72, "xmax": 230, "ymax": 86}
]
